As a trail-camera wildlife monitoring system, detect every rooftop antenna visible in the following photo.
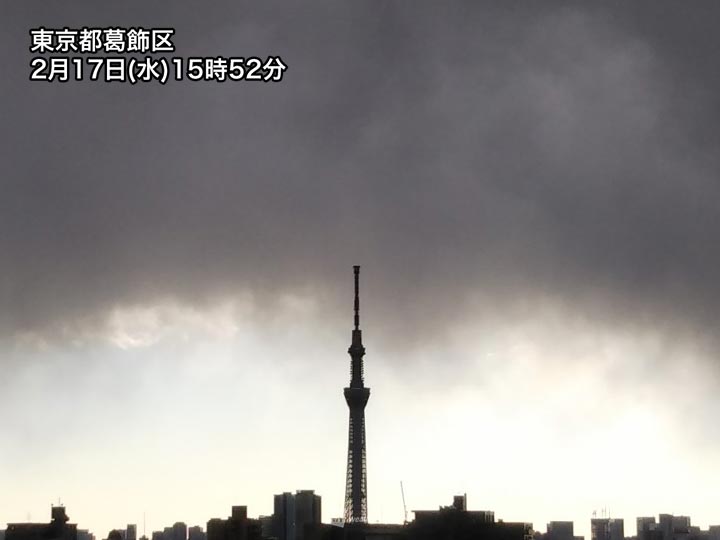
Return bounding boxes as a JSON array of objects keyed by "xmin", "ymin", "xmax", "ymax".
[
  {"xmin": 400, "ymin": 481, "xmax": 408, "ymax": 524},
  {"xmin": 143, "ymin": 512, "xmax": 146, "ymax": 537}
]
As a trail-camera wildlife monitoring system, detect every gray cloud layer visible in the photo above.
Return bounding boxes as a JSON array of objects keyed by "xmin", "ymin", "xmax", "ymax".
[{"xmin": 2, "ymin": 2, "xmax": 720, "ymax": 360}]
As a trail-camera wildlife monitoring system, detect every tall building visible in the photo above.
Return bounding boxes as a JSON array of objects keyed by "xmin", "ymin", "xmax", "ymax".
[
  {"xmin": 127, "ymin": 526, "xmax": 137, "ymax": 540},
  {"xmin": 343, "ymin": 265, "xmax": 370, "ymax": 524},
  {"xmin": 274, "ymin": 492, "xmax": 296, "ymax": 540},
  {"xmin": 295, "ymin": 490, "xmax": 322, "ymax": 540}
]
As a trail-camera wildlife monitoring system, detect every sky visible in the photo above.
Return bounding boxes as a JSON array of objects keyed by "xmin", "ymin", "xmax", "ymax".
[{"xmin": 1, "ymin": 1, "xmax": 720, "ymax": 538}]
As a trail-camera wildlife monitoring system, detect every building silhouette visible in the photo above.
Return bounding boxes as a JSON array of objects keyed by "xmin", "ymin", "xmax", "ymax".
[
  {"xmin": 534, "ymin": 520, "xmax": 584, "ymax": 540},
  {"xmin": 408, "ymin": 495, "xmax": 532, "ymax": 540},
  {"xmin": 344, "ymin": 266, "xmax": 370, "ymax": 525},
  {"xmin": 206, "ymin": 519, "xmax": 225, "ymax": 540},
  {"xmin": 608, "ymin": 520, "xmax": 623, "ymax": 540},
  {"xmin": 172, "ymin": 524, "xmax": 187, "ymax": 540},
  {"xmin": 188, "ymin": 526, "xmax": 206, "ymax": 540},
  {"xmin": 206, "ymin": 506, "xmax": 260, "ymax": 540},
  {"xmin": 637, "ymin": 517, "xmax": 660, "ymax": 540},
  {"xmin": 305, "ymin": 495, "xmax": 531, "ymax": 540},
  {"xmin": 635, "ymin": 515, "xmax": 705, "ymax": 540},
  {"xmin": 294, "ymin": 491, "xmax": 321, "ymax": 540},
  {"xmin": 257, "ymin": 518, "xmax": 273, "ymax": 540},
  {"xmin": 6, "ymin": 506, "xmax": 77, "ymax": 540},
  {"xmin": 591, "ymin": 519, "xmax": 623, "ymax": 540},
  {"xmin": 546, "ymin": 521, "xmax": 575, "ymax": 540},
  {"xmin": 273, "ymin": 493, "xmax": 296, "ymax": 540},
  {"xmin": 269, "ymin": 490, "xmax": 322, "ymax": 540}
]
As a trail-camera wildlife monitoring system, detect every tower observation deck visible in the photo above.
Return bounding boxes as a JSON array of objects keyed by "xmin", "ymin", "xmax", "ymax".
[{"xmin": 343, "ymin": 265, "xmax": 370, "ymax": 524}]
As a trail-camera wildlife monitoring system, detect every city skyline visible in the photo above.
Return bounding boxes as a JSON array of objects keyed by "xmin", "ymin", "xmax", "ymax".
[
  {"xmin": 3, "ymin": 2, "xmax": 720, "ymax": 539},
  {"xmin": 4, "ymin": 501, "xmax": 720, "ymax": 540}
]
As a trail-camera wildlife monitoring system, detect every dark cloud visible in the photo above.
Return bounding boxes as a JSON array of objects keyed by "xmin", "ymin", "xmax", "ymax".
[{"xmin": 2, "ymin": 1, "xmax": 720, "ymax": 362}]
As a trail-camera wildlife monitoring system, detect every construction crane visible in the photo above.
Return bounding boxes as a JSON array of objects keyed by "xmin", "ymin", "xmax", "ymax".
[{"xmin": 400, "ymin": 481, "xmax": 408, "ymax": 524}]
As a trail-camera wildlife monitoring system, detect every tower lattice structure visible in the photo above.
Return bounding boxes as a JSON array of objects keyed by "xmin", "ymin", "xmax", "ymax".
[{"xmin": 343, "ymin": 265, "xmax": 370, "ymax": 524}]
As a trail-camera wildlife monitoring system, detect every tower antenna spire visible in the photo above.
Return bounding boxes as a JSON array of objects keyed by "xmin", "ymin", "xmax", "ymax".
[{"xmin": 354, "ymin": 265, "xmax": 360, "ymax": 330}]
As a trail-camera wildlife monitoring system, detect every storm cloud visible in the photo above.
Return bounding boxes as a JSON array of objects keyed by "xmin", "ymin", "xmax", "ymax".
[
  {"xmin": 4, "ymin": 2, "xmax": 720, "ymax": 535},
  {"xmin": 2, "ymin": 1, "xmax": 720, "ymax": 361}
]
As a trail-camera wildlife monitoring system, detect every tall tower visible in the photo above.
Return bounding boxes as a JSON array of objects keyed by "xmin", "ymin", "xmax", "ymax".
[{"xmin": 343, "ymin": 265, "xmax": 370, "ymax": 524}]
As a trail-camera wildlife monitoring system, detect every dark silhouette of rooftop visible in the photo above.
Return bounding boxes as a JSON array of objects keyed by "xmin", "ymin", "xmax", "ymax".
[{"xmin": 6, "ymin": 506, "xmax": 77, "ymax": 540}]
